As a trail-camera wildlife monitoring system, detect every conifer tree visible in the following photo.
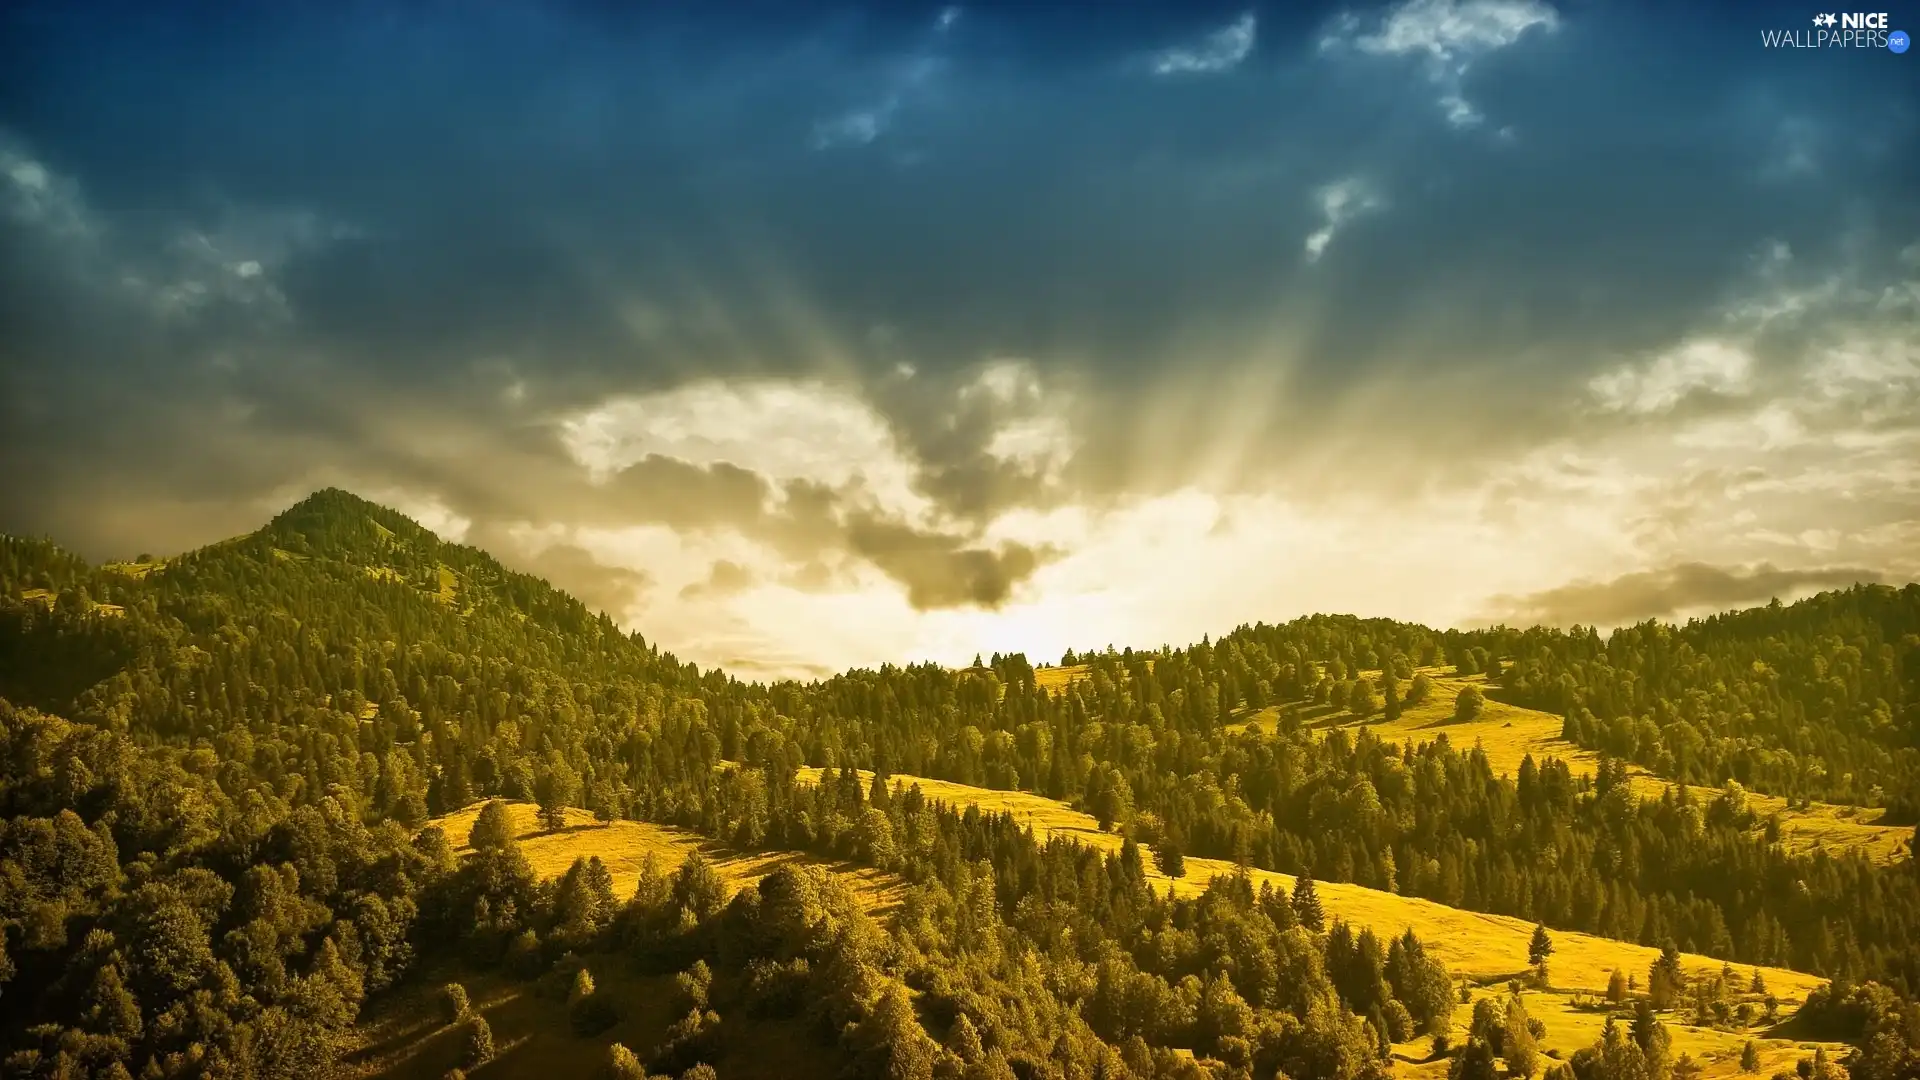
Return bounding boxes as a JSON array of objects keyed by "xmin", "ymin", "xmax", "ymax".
[
  {"xmin": 1529, "ymin": 924, "xmax": 1555, "ymax": 967},
  {"xmin": 1293, "ymin": 873, "xmax": 1326, "ymax": 932}
]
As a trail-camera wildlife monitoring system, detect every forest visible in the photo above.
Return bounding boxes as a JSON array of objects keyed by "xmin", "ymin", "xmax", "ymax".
[{"xmin": 1, "ymin": 488, "xmax": 1917, "ymax": 1080}]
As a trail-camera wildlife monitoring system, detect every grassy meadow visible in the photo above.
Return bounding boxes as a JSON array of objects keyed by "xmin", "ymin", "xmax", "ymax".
[
  {"xmin": 429, "ymin": 800, "xmax": 902, "ymax": 915},
  {"xmin": 348, "ymin": 802, "xmax": 902, "ymax": 1078},
  {"xmin": 1213, "ymin": 667, "xmax": 1910, "ymax": 864},
  {"xmin": 798, "ymin": 767, "xmax": 1848, "ymax": 1079}
]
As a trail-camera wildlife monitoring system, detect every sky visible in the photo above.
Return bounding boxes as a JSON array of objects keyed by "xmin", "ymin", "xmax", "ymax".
[{"xmin": 3, "ymin": 0, "xmax": 1918, "ymax": 679}]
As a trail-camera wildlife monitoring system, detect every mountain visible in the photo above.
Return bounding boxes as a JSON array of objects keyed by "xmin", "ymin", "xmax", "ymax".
[{"xmin": 3, "ymin": 490, "xmax": 1919, "ymax": 1080}]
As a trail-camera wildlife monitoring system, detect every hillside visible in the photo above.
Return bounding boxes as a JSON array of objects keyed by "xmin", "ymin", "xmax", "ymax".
[
  {"xmin": 796, "ymin": 767, "xmax": 1844, "ymax": 1077},
  {"xmin": 3, "ymin": 489, "xmax": 1918, "ymax": 1080},
  {"xmin": 428, "ymin": 800, "xmax": 901, "ymax": 915},
  {"xmin": 343, "ymin": 800, "xmax": 900, "ymax": 1080},
  {"xmin": 1216, "ymin": 667, "xmax": 1912, "ymax": 864}
]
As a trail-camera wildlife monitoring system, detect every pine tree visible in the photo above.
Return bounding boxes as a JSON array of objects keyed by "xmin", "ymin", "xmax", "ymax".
[
  {"xmin": 950, "ymin": 1013, "xmax": 985, "ymax": 1063},
  {"xmin": 1154, "ymin": 835, "xmax": 1187, "ymax": 879},
  {"xmin": 1293, "ymin": 873, "xmax": 1326, "ymax": 932},
  {"xmin": 1528, "ymin": 924, "xmax": 1555, "ymax": 967},
  {"xmin": 1649, "ymin": 943, "xmax": 1686, "ymax": 1009}
]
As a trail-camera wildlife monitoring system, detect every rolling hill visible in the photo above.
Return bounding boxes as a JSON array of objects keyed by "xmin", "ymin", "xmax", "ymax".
[{"xmin": 4, "ymin": 489, "xmax": 1916, "ymax": 1080}]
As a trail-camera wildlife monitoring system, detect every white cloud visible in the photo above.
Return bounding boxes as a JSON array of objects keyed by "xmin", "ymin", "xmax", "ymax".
[
  {"xmin": 810, "ymin": 9, "xmax": 957, "ymax": 150},
  {"xmin": 1, "ymin": 141, "xmax": 96, "ymax": 239},
  {"xmin": 1150, "ymin": 12, "xmax": 1258, "ymax": 76},
  {"xmin": 1303, "ymin": 177, "xmax": 1383, "ymax": 262},
  {"xmin": 1322, "ymin": 0, "xmax": 1558, "ymax": 128},
  {"xmin": 1805, "ymin": 335, "xmax": 1920, "ymax": 401},
  {"xmin": 811, "ymin": 108, "xmax": 891, "ymax": 150},
  {"xmin": 1588, "ymin": 340, "xmax": 1755, "ymax": 414},
  {"xmin": 369, "ymin": 489, "xmax": 474, "ymax": 543},
  {"xmin": 985, "ymin": 416, "xmax": 1076, "ymax": 480},
  {"xmin": 558, "ymin": 378, "xmax": 934, "ymax": 521},
  {"xmin": 2, "ymin": 130, "xmax": 353, "ymax": 327}
]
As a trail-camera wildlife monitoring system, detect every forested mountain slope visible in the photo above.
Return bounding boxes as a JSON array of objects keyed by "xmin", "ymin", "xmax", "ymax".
[{"xmin": 2, "ymin": 489, "xmax": 1918, "ymax": 1080}]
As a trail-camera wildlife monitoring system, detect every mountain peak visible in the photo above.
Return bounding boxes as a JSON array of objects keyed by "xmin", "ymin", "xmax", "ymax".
[{"xmin": 261, "ymin": 488, "xmax": 442, "ymax": 556}]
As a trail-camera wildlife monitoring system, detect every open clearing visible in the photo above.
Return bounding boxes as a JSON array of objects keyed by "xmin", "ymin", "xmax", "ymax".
[
  {"xmin": 798, "ymin": 768, "xmax": 1846, "ymax": 1078},
  {"xmin": 1218, "ymin": 667, "xmax": 1911, "ymax": 864},
  {"xmin": 429, "ymin": 800, "xmax": 902, "ymax": 915},
  {"xmin": 348, "ymin": 804, "xmax": 900, "ymax": 1078},
  {"xmin": 1039, "ymin": 658, "xmax": 1908, "ymax": 863}
]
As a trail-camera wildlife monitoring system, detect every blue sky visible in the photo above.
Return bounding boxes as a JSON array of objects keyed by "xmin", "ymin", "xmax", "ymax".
[{"xmin": 3, "ymin": 0, "xmax": 1917, "ymax": 676}]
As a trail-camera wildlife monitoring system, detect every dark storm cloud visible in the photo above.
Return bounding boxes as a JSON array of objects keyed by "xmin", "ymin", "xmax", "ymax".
[
  {"xmin": 1, "ymin": 0, "xmax": 1916, "ymax": 605},
  {"xmin": 1484, "ymin": 562, "xmax": 1889, "ymax": 628},
  {"xmin": 845, "ymin": 518, "xmax": 1054, "ymax": 610}
]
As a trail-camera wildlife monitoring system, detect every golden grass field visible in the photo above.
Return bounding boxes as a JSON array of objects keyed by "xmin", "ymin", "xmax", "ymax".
[
  {"xmin": 16, "ymin": 586, "xmax": 125, "ymax": 617},
  {"xmin": 1214, "ymin": 667, "xmax": 1911, "ymax": 864},
  {"xmin": 349, "ymin": 803, "xmax": 902, "ymax": 1078},
  {"xmin": 428, "ymin": 800, "xmax": 902, "ymax": 915},
  {"xmin": 1040, "ymin": 661, "xmax": 1907, "ymax": 861},
  {"xmin": 798, "ymin": 768, "xmax": 1847, "ymax": 1079}
]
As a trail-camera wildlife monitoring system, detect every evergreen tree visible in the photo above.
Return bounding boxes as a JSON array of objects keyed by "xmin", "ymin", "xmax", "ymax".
[
  {"xmin": 1529, "ymin": 924, "xmax": 1555, "ymax": 967},
  {"xmin": 1293, "ymin": 874, "xmax": 1327, "ymax": 932},
  {"xmin": 1154, "ymin": 834, "xmax": 1187, "ymax": 879}
]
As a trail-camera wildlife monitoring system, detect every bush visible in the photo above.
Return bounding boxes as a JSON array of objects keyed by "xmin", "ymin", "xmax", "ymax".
[
  {"xmin": 570, "ymin": 967, "xmax": 597, "ymax": 1005},
  {"xmin": 1454, "ymin": 685, "xmax": 1485, "ymax": 723},
  {"xmin": 604, "ymin": 1043, "xmax": 648, "ymax": 1080},
  {"xmin": 650, "ymin": 1009, "xmax": 722, "ymax": 1076},
  {"xmin": 672, "ymin": 960, "xmax": 712, "ymax": 1012},
  {"xmin": 1385, "ymin": 1000, "xmax": 1415, "ymax": 1043},
  {"xmin": 462, "ymin": 1016, "xmax": 495, "ymax": 1067},
  {"xmin": 504, "ymin": 929, "xmax": 548, "ymax": 980},
  {"xmin": 742, "ymin": 957, "xmax": 810, "ymax": 1017},
  {"xmin": 439, "ymin": 982, "xmax": 470, "ymax": 1024},
  {"xmin": 571, "ymin": 988, "xmax": 620, "ymax": 1036}
]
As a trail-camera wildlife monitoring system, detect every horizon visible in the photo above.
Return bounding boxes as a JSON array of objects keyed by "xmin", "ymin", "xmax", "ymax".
[
  {"xmin": 22, "ymin": 482, "xmax": 1909, "ymax": 681},
  {"xmin": 5, "ymin": 0, "xmax": 1918, "ymax": 679}
]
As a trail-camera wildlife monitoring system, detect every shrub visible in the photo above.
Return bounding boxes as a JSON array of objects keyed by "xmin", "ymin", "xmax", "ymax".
[
  {"xmin": 672, "ymin": 960, "xmax": 712, "ymax": 1012},
  {"xmin": 439, "ymin": 982, "xmax": 470, "ymax": 1024},
  {"xmin": 604, "ymin": 1043, "xmax": 648, "ymax": 1080},
  {"xmin": 651, "ymin": 1008, "xmax": 722, "ymax": 1076},
  {"xmin": 506, "ymin": 929, "xmax": 547, "ymax": 980},
  {"xmin": 462, "ymin": 1016, "xmax": 495, "ymax": 1067},
  {"xmin": 571, "ymin": 988, "xmax": 620, "ymax": 1036}
]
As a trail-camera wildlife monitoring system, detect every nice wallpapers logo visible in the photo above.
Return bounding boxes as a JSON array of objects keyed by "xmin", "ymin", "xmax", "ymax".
[{"xmin": 1762, "ymin": 11, "xmax": 1909, "ymax": 48}]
